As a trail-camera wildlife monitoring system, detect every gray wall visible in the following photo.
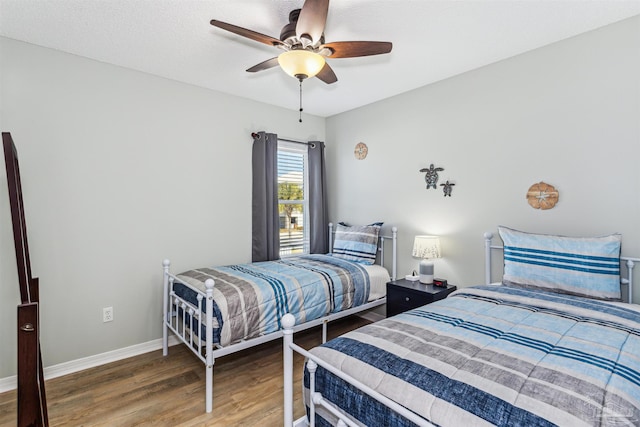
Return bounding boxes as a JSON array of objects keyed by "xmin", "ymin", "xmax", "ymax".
[
  {"xmin": 0, "ymin": 37, "xmax": 324, "ymax": 378},
  {"xmin": 326, "ymin": 16, "xmax": 640, "ymax": 295}
]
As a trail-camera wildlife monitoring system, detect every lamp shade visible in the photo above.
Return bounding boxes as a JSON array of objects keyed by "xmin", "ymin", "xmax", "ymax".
[
  {"xmin": 412, "ymin": 235, "xmax": 442, "ymax": 259},
  {"xmin": 278, "ymin": 50, "xmax": 326, "ymax": 80}
]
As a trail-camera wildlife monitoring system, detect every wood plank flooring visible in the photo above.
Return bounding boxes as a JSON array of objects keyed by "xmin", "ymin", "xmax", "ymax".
[{"xmin": 0, "ymin": 316, "xmax": 370, "ymax": 427}]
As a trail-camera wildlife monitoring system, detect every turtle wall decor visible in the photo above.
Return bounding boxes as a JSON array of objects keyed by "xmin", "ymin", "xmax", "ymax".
[
  {"xmin": 419, "ymin": 164, "xmax": 444, "ymax": 189},
  {"xmin": 440, "ymin": 181, "xmax": 455, "ymax": 197},
  {"xmin": 419, "ymin": 164, "xmax": 457, "ymax": 197}
]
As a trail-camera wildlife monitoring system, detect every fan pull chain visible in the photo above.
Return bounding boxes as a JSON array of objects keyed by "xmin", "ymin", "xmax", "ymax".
[{"xmin": 299, "ymin": 78, "xmax": 303, "ymax": 123}]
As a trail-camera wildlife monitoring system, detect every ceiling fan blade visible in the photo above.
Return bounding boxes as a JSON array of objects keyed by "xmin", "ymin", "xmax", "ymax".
[
  {"xmin": 210, "ymin": 20, "xmax": 284, "ymax": 47},
  {"xmin": 296, "ymin": 0, "xmax": 329, "ymax": 45},
  {"xmin": 246, "ymin": 57, "xmax": 280, "ymax": 73},
  {"xmin": 315, "ymin": 62, "xmax": 337, "ymax": 84},
  {"xmin": 320, "ymin": 41, "xmax": 392, "ymax": 58}
]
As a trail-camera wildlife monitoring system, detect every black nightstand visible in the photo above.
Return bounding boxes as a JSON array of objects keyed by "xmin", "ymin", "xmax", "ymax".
[{"xmin": 386, "ymin": 279, "xmax": 457, "ymax": 317}]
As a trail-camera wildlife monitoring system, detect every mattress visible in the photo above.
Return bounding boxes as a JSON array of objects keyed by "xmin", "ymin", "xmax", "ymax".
[
  {"xmin": 172, "ymin": 254, "xmax": 388, "ymax": 346},
  {"xmin": 304, "ymin": 285, "xmax": 640, "ymax": 426},
  {"xmin": 360, "ymin": 263, "xmax": 390, "ymax": 301}
]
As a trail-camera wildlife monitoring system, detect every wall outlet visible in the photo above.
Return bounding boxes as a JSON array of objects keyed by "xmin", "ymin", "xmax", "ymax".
[{"xmin": 103, "ymin": 306, "xmax": 113, "ymax": 323}]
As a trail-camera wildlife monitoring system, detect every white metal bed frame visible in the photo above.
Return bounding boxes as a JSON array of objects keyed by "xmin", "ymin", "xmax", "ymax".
[
  {"xmin": 162, "ymin": 223, "xmax": 397, "ymax": 413},
  {"xmin": 283, "ymin": 231, "xmax": 639, "ymax": 427}
]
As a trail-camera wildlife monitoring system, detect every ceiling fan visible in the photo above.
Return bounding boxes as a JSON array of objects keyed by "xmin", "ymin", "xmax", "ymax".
[{"xmin": 210, "ymin": 0, "xmax": 393, "ymax": 85}]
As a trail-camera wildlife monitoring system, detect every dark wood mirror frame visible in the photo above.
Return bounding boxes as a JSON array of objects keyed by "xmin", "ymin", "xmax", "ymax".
[{"xmin": 3, "ymin": 132, "xmax": 49, "ymax": 427}]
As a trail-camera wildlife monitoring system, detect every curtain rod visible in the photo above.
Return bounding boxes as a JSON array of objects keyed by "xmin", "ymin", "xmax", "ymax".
[{"xmin": 251, "ymin": 132, "xmax": 316, "ymax": 148}]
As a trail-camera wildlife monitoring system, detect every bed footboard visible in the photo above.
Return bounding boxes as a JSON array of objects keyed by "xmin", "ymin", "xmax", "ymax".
[
  {"xmin": 162, "ymin": 259, "xmax": 215, "ymax": 413},
  {"xmin": 282, "ymin": 314, "xmax": 434, "ymax": 427}
]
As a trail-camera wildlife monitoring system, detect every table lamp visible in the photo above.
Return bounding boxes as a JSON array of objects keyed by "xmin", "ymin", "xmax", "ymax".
[{"xmin": 412, "ymin": 235, "xmax": 442, "ymax": 284}]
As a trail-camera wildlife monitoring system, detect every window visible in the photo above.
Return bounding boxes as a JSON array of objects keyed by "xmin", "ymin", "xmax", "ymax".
[{"xmin": 277, "ymin": 141, "xmax": 309, "ymax": 257}]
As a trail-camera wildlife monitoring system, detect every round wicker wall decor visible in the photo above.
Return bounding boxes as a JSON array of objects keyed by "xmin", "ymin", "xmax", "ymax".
[
  {"xmin": 354, "ymin": 142, "xmax": 368, "ymax": 160},
  {"xmin": 526, "ymin": 182, "xmax": 559, "ymax": 210}
]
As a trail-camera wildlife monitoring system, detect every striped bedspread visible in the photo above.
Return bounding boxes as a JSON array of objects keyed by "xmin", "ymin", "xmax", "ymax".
[
  {"xmin": 304, "ymin": 285, "xmax": 640, "ymax": 426},
  {"xmin": 174, "ymin": 254, "xmax": 370, "ymax": 347}
]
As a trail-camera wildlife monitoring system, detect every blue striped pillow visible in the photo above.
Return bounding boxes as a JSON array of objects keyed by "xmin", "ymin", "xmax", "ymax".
[
  {"xmin": 499, "ymin": 226, "xmax": 621, "ymax": 300},
  {"xmin": 332, "ymin": 223, "xmax": 381, "ymax": 265}
]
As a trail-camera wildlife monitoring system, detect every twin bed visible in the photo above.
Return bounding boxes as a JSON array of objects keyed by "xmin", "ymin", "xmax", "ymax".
[
  {"xmin": 283, "ymin": 227, "xmax": 640, "ymax": 426},
  {"xmin": 162, "ymin": 222, "xmax": 397, "ymax": 413}
]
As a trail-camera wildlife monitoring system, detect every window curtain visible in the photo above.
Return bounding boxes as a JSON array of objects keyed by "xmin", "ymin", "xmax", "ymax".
[
  {"xmin": 252, "ymin": 131, "xmax": 279, "ymax": 262},
  {"xmin": 308, "ymin": 141, "xmax": 329, "ymax": 254}
]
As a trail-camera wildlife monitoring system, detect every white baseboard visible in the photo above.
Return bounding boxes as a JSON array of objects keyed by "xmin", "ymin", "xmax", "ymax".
[
  {"xmin": 0, "ymin": 336, "xmax": 180, "ymax": 393},
  {"xmin": 0, "ymin": 310, "xmax": 384, "ymax": 394}
]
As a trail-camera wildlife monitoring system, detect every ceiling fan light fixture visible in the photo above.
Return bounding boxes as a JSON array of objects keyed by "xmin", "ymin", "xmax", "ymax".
[{"xmin": 277, "ymin": 50, "xmax": 325, "ymax": 80}]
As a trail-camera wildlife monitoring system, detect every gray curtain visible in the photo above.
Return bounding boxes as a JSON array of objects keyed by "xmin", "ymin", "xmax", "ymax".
[
  {"xmin": 252, "ymin": 131, "xmax": 279, "ymax": 262},
  {"xmin": 308, "ymin": 141, "xmax": 329, "ymax": 254}
]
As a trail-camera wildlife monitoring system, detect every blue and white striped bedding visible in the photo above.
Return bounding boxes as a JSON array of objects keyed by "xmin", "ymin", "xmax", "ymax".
[
  {"xmin": 174, "ymin": 254, "xmax": 373, "ymax": 347},
  {"xmin": 304, "ymin": 285, "xmax": 640, "ymax": 426}
]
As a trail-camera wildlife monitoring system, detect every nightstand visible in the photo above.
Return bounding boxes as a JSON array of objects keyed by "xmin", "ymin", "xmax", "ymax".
[{"xmin": 386, "ymin": 279, "xmax": 457, "ymax": 317}]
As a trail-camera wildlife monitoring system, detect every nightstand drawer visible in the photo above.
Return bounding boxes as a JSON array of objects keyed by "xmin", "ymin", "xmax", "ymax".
[
  {"xmin": 386, "ymin": 279, "xmax": 456, "ymax": 317},
  {"xmin": 387, "ymin": 288, "xmax": 431, "ymax": 309}
]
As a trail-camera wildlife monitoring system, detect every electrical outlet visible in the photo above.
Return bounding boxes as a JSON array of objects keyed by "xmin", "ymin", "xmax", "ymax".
[{"xmin": 103, "ymin": 307, "xmax": 113, "ymax": 323}]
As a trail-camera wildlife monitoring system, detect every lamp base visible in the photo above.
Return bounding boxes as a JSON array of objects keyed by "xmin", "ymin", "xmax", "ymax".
[
  {"xmin": 419, "ymin": 259, "xmax": 434, "ymax": 284},
  {"xmin": 419, "ymin": 274, "xmax": 434, "ymax": 284}
]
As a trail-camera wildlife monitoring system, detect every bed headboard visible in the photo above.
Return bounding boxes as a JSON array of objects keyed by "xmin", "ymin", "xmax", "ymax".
[
  {"xmin": 328, "ymin": 222, "xmax": 398, "ymax": 281},
  {"xmin": 484, "ymin": 231, "xmax": 638, "ymax": 303}
]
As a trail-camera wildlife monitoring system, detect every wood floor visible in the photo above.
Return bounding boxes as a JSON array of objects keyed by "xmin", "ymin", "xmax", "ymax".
[{"xmin": 0, "ymin": 316, "xmax": 370, "ymax": 427}]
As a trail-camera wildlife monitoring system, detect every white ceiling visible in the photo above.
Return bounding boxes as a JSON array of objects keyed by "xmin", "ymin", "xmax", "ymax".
[{"xmin": 1, "ymin": 1, "xmax": 639, "ymax": 117}]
